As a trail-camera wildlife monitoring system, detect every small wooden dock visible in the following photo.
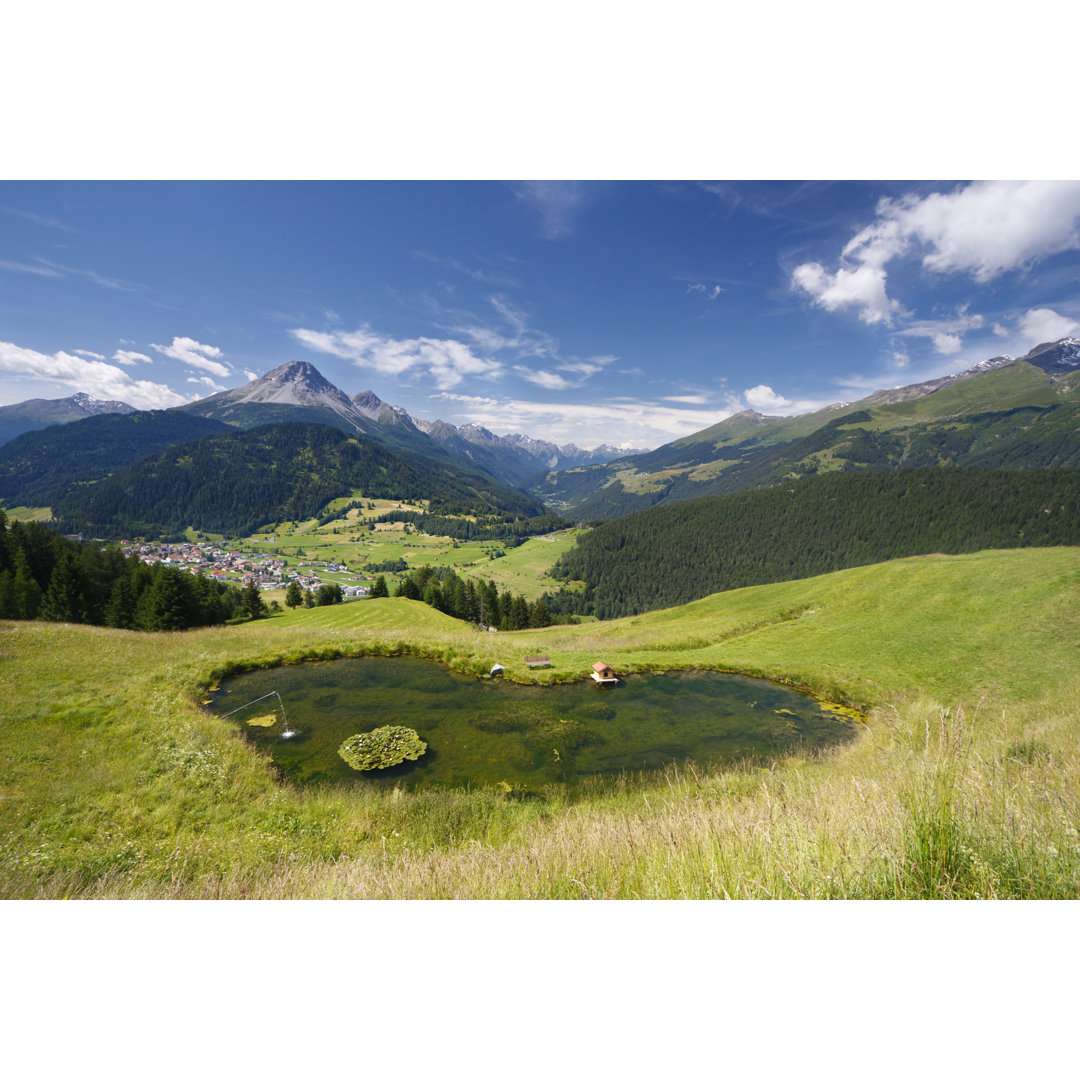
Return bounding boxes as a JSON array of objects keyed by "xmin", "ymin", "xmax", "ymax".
[
  {"xmin": 591, "ymin": 661, "xmax": 618, "ymax": 684},
  {"xmin": 525, "ymin": 655, "xmax": 552, "ymax": 668}
]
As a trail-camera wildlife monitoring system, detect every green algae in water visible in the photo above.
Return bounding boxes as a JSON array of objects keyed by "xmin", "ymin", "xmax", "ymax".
[{"xmin": 209, "ymin": 656, "xmax": 859, "ymax": 791}]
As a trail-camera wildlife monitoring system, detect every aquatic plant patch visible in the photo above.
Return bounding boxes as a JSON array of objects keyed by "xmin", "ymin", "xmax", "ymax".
[{"xmin": 338, "ymin": 725, "xmax": 428, "ymax": 771}]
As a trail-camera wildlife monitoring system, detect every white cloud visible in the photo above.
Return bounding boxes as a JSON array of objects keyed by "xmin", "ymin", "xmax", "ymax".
[
  {"xmin": 150, "ymin": 336, "xmax": 230, "ymax": 378},
  {"xmin": 791, "ymin": 261, "xmax": 901, "ymax": 325},
  {"xmin": 290, "ymin": 326, "xmax": 502, "ymax": 390},
  {"xmin": 113, "ymin": 349, "xmax": 153, "ymax": 365},
  {"xmin": 431, "ymin": 391, "xmax": 732, "ymax": 450},
  {"xmin": 744, "ymin": 385, "xmax": 791, "ymax": 410},
  {"xmin": 898, "ymin": 309, "xmax": 985, "ymax": 355},
  {"xmin": 413, "ymin": 250, "xmax": 520, "ymax": 287},
  {"xmin": 187, "ymin": 375, "xmax": 226, "ymax": 392},
  {"xmin": 73, "ymin": 349, "xmax": 106, "ymax": 360},
  {"xmin": 0, "ymin": 258, "xmax": 63, "ymax": 278},
  {"xmin": 687, "ymin": 283, "xmax": 724, "ymax": 299},
  {"xmin": 0, "ymin": 340, "xmax": 188, "ymax": 409},
  {"xmin": 992, "ymin": 323, "xmax": 1011, "ymax": 338},
  {"xmin": 511, "ymin": 181, "xmax": 587, "ymax": 239},
  {"xmin": 889, "ymin": 351, "xmax": 911, "ymax": 369},
  {"xmin": 1018, "ymin": 307, "xmax": 1080, "ymax": 346},
  {"xmin": 880, "ymin": 181, "xmax": 1080, "ymax": 282},
  {"xmin": 35, "ymin": 258, "xmax": 141, "ymax": 291},
  {"xmin": 663, "ymin": 394, "xmax": 711, "ymax": 405},
  {"xmin": 0, "ymin": 204, "xmax": 74, "ymax": 231},
  {"xmin": 792, "ymin": 180, "xmax": 1080, "ymax": 326},
  {"xmin": 514, "ymin": 366, "xmax": 570, "ymax": 391}
]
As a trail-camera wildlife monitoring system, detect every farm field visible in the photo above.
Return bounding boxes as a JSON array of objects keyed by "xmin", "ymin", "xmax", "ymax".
[
  {"xmin": 226, "ymin": 507, "xmax": 582, "ymax": 598},
  {"xmin": 3, "ymin": 546, "xmax": 1080, "ymax": 899}
]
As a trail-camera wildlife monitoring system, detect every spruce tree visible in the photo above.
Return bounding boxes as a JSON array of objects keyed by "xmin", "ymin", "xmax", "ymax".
[
  {"xmin": 38, "ymin": 550, "xmax": 87, "ymax": 623},
  {"xmin": 285, "ymin": 580, "xmax": 304, "ymax": 608},
  {"xmin": 241, "ymin": 579, "xmax": 267, "ymax": 620},
  {"xmin": 12, "ymin": 549, "xmax": 42, "ymax": 620}
]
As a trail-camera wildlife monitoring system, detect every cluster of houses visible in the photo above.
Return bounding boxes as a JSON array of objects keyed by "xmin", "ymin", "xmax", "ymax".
[{"xmin": 118, "ymin": 541, "xmax": 371, "ymax": 598}]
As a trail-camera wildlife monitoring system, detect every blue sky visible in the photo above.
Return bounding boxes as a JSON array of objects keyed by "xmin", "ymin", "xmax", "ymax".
[{"xmin": 3, "ymin": 180, "xmax": 1080, "ymax": 448}]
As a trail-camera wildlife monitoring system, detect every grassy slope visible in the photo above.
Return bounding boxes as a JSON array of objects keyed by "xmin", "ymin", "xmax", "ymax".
[{"xmin": 3, "ymin": 547, "xmax": 1080, "ymax": 898}]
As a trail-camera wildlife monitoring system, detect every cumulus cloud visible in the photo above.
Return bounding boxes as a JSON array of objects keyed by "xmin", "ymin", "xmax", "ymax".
[
  {"xmin": 1018, "ymin": 307, "xmax": 1080, "ymax": 347},
  {"xmin": 744, "ymin": 385, "xmax": 791, "ymax": 411},
  {"xmin": 113, "ymin": 349, "xmax": 153, "ymax": 365},
  {"xmin": 792, "ymin": 180, "xmax": 1080, "ymax": 328},
  {"xmin": 0, "ymin": 340, "xmax": 188, "ymax": 409},
  {"xmin": 150, "ymin": 336, "xmax": 230, "ymax": 377},
  {"xmin": 290, "ymin": 326, "xmax": 502, "ymax": 390},
  {"xmin": 791, "ymin": 261, "xmax": 900, "ymax": 325}
]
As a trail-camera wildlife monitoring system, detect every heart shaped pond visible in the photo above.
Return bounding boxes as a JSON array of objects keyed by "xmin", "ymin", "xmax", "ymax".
[{"xmin": 208, "ymin": 656, "xmax": 859, "ymax": 791}]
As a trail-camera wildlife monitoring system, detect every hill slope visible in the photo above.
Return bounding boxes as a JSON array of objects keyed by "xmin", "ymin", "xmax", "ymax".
[
  {"xmin": 529, "ymin": 340, "xmax": 1080, "ymax": 518},
  {"xmin": 0, "ymin": 410, "xmax": 231, "ymax": 507},
  {"xmin": 548, "ymin": 467, "xmax": 1080, "ymax": 618},
  {"xmin": 53, "ymin": 421, "xmax": 550, "ymax": 537},
  {"xmin": 0, "ymin": 392, "xmax": 136, "ymax": 446}
]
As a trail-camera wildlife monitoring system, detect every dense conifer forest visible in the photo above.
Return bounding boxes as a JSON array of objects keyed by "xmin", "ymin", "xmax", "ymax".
[
  {"xmin": 49, "ymin": 422, "xmax": 548, "ymax": 538},
  {"xmin": 548, "ymin": 467, "xmax": 1080, "ymax": 619},
  {"xmin": 389, "ymin": 564, "xmax": 557, "ymax": 629},
  {"xmin": 0, "ymin": 410, "xmax": 230, "ymax": 507},
  {"xmin": 0, "ymin": 513, "xmax": 249, "ymax": 630}
]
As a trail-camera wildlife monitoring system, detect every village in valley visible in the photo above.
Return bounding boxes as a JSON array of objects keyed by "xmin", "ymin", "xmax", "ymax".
[{"xmin": 120, "ymin": 539, "xmax": 373, "ymax": 599}]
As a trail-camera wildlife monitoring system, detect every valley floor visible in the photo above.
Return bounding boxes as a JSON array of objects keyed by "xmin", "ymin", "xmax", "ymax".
[{"xmin": 3, "ymin": 547, "xmax": 1079, "ymax": 899}]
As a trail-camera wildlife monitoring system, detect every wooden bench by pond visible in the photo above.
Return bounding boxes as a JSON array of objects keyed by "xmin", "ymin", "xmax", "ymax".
[{"xmin": 525, "ymin": 655, "xmax": 552, "ymax": 668}]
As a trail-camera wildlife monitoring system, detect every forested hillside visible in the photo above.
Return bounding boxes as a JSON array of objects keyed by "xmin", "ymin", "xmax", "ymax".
[
  {"xmin": 0, "ymin": 410, "xmax": 230, "ymax": 507},
  {"xmin": 548, "ymin": 468, "xmax": 1080, "ymax": 618},
  {"xmin": 0, "ymin": 512, "xmax": 248, "ymax": 629},
  {"xmin": 52, "ymin": 422, "xmax": 549, "ymax": 538}
]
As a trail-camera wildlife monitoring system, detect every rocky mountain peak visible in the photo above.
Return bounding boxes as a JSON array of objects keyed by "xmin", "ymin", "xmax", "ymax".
[{"xmin": 1018, "ymin": 338, "xmax": 1080, "ymax": 374}]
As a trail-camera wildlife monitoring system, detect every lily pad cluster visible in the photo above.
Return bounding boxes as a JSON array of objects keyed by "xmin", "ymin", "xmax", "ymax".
[{"xmin": 338, "ymin": 725, "xmax": 427, "ymax": 771}]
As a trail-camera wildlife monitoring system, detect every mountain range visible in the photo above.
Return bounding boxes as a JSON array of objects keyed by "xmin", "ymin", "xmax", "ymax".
[
  {"xmin": 5, "ymin": 339, "xmax": 1080, "ymax": 533},
  {"xmin": 0, "ymin": 392, "xmax": 136, "ymax": 446},
  {"xmin": 527, "ymin": 338, "xmax": 1080, "ymax": 518}
]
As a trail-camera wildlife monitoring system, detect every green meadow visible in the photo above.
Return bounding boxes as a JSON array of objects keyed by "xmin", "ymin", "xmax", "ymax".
[{"xmin": 3, "ymin": 546, "xmax": 1079, "ymax": 898}]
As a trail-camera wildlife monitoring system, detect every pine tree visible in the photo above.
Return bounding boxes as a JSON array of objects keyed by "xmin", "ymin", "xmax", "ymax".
[
  {"xmin": 285, "ymin": 580, "xmax": 304, "ymax": 608},
  {"xmin": 369, "ymin": 574, "xmax": 389, "ymax": 598}
]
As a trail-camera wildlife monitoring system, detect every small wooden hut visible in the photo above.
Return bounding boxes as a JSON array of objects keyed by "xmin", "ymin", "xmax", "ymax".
[{"xmin": 591, "ymin": 661, "xmax": 618, "ymax": 684}]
